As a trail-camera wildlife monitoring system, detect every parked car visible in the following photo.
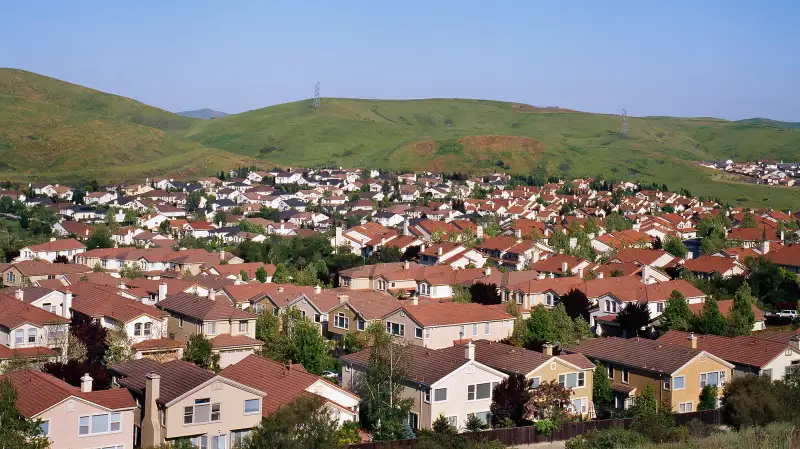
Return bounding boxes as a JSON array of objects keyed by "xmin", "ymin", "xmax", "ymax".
[{"xmin": 774, "ymin": 310, "xmax": 799, "ymax": 319}]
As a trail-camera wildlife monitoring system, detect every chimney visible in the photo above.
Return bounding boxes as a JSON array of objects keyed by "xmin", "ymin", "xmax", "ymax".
[
  {"xmin": 15, "ymin": 289, "xmax": 23, "ymax": 301},
  {"xmin": 80, "ymin": 373, "xmax": 93, "ymax": 392},
  {"xmin": 685, "ymin": 252, "xmax": 693, "ymax": 260},
  {"xmin": 411, "ymin": 297, "xmax": 419, "ymax": 306},
  {"xmin": 404, "ymin": 260, "xmax": 410, "ymax": 270},
  {"xmin": 484, "ymin": 266, "xmax": 492, "ymax": 276},
  {"xmin": 50, "ymin": 237, "xmax": 56, "ymax": 242},
  {"xmin": 209, "ymin": 289, "xmax": 216, "ymax": 301},
  {"xmin": 790, "ymin": 335, "xmax": 800, "ymax": 352},
  {"xmin": 338, "ymin": 294, "xmax": 349, "ymax": 304},
  {"xmin": 277, "ymin": 285, "xmax": 284, "ymax": 293},
  {"xmin": 465, "ymin": 341, "xmax": 475, "ymax": 361},
  {"xmin": 514, "ymin": 228, "xmax": 522, "ymax": 238},
  {"xmin": 561, "ymin": 262, "xmax": 568, "ymax": 273},
  {"xmin": 642, "ymin": 265, "xmax": 653, "ymax": 284},
  {"xmin": 688, "ymin": 333, "xmax": 698, "ymax": 350},
  {"xmin": 118, "ymin": 280, "xmax": 126, "ymax": 290},
  {"xmin": 538, "ymin": 272, "xmax": 546, "ymax": 280},
  {"xmin": 158, "ymin": 282, "xmax": 168, "ymax": 302},
  {"xmin": 437, "ymin": 246, "xmax": 443, "ymax": 256},
  {"xmin": 761, "ymin": 240, "xmax": 770, "ymax": 255},
  {"xmin": 420, "ymin": 244, "xmax": 426, "ymax": 253},
  {"xmin": 403, "ymin": 220, "xmax": 409, "ymax": 236},
  {"xmin": 314, "ymin": 285, "xmax": 322, "ymax": 294},
  {"xmin": 477, "ymin": 225, "xmax": 484, "ymax": 240},
  {"xmin": 780, "ymin": 231, "xmax": 785, "ymax": 242},
  {"xmin": 63, "ymin": 290, "xmax": 73, "ymax": 319},
  {"xmin": 576, "ymin": 268, "xmax": 584, "ymax": 279},
  {"xmin": 219, "ymin": 250, "xmax": 225, "ymax": 261},
  {"xmin": 142, "ymin": 373, "xmax": 163, "ymax": 446},
  {"xmin": 542, "ymin": 343, "xmax": 554, "ymax": 356}
]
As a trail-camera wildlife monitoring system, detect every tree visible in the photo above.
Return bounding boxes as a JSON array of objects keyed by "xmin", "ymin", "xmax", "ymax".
[
  {"xmin": 659, "ymin": 290, "xmax": 694, "ymax": 332},
  {"xmin": 430, "ymin": 413, "xmax": 457, "ymax": 436},
  {"xmin": 726, "ymin": 282, "xmax": 756, "ymax": 337},
  {"xmin": 616, "ymin": 302, "xmax": 651, "ymax": 338},
  {"xmin": 548, "ymin": 229, "xmax": 569, "ymax": 254},
  {"xmin": 740, "ymin": 210, "xmax": 757, "ymax": 228},
  {"xmin": 551, "ymin": 303, "xmax": 578, "ymax": 348},
  {"xmin": 123, "ymin": 208, "xmax": 138, "ymax": 226},
  {"xmin": 559, "ymin": 288, "xmax": 591, "ymax": 321},
  {"xmin": 239, "ymin": 395, "xmax": 339, "ymax": 449},
  {"xmin": 630, "ymin": 384, "xmax": 678, "ymax": 443},
  {"xmin": 119, "ymin": 264, "xmax": 144, "ymax": 280},
  {"xmin": 722, "ymin": 374, "xmax": 782, "ymax": 429},
  {"xmin": 592, "ymin": 363, "xmax": 614, "ymax": 419},
  {"xmin": 464, "ymin": 413, "xmax": 489, "ymax": 432},
  {"xmin": 186, "ymin": 190, "xmax": 203, "ymax": 213},
  {"xmin": 469, "ymin": 282, "xmax": 501, "ymax": 305},
  {"xmin": 255, "ymin": 266, "xmax": 267, "ymax": 283},
  {"xmin": 158, "ymin": 219, "xmax": 171, "ymax": 235},
  {"xmin": 521, "ymin": 305, "xmax": 555, "ymax": 349},
  {"xmin": 239, "ymin": 269, "xmax": 249, "ymax": 282},
  {"xmin": 71, "ymin": 316, "xmax": 108, "ymax": 364},
  {"xmin": 272, "ymin": 263, "xmax": 291, "ymax": 283},
  {"xmin": 694, "ymin": 296, "xmax": 727, "ymax": 336},
  {"xmin": 255, "ymin": 310, "xmax": 284, "ymax": 360},
  {"xmin": 293, "ymin": 264, "xmax": 320, "ymax": 286},
  {"xmin": 104, "ymin": 324, "xmax": 134, "ymax": 366},
  {"xmin": 281, "ymin": 312, "xmax": 333, "ymax": 375},
  {"xmin": 355, "ymin": 323, "xmax": 413, "ymax": 441},
  {"xmin": 41, "ymin": 359, "xmax": 112, "ymax": 390},
  {"xmin": 86, "ymin": 225, "xmax": 114, "ymax": 250},
  {"xmin": 451, "ymin": 285, "xmax": 472, "ymax": 304},
  {"xmin": 524, "ymin": 380, "xmax": 571, "ymax": 422},
  {"xmin": 183, "ymin": 334, "xmax": 220, "ymax": 372},
  {"xmin": 213, "ymin": 210, "xmax": 227, "ymax": 227},
  {"xmin": 0, "ymin": 378, "xmax": 50, "ymax": 449},
  {"xmin": 698, "ymin": 385, "xmax": 718, "ymax": 411},
  {"xmin": 490, "ymin": 374, "xmax": 531, "ymax": 427},
  {"xmin": 663, "ymin": 236, "xmax": 688, "ymax": 258}
]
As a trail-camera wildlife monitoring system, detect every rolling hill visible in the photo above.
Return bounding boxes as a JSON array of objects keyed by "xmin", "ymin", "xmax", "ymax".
[
  {"xmin": 177, "ymin": 108, "xmax": 229, "ymax": 120},
  {"xmin": 737, "ymin": 118, "xmax": 800, "ymax": 130},
  {"xmin": 0, "ymin": 69, "xmax": 251, "ymax": 182},
  {"xmin": 1, "ymin": 68, "xmax": 799, "ymax": 209}
]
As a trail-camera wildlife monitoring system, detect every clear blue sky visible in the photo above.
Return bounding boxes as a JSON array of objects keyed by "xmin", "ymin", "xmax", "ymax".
[{"xmin": 3, "ymin": 0, "xmax": 799, "ymax": 120}]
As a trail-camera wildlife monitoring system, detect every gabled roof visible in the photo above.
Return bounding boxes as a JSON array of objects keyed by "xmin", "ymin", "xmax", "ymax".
[
  {"xmin": 342, "ymin": 344, "xmax": 472, "ymax": 386},
  {"xmin": 436, "ymin": 340, "xmax": 594, "ymax": 376},
  {"xmin": 25, "ymin": 238, "xmax": 86, "ymax": 252},
  {"xmin": 658, "ymin": 330, "xmax": 795, "ymax": 369},
  {"xmin": 682, "ymin": 255, "xmax": 740, "ymax": 274},
  {"xmin": 0, "ymin": 293, "xmax": 69, "ymax": 328},
  {"xmin": 395, "ymin": 302, "xmax": 513, "ymax": 327},
  {"xmin": 67, "ymin": 283, "xmax": 167, "ymax": 323},
  {"xmin": 112, "ymin": 359, "xmax": 216, "ymax": 405},
  {"xmin": 157, "ymin": 292, "xmax": 256, "ymax": 321},
  {"xmin": 613, "ymin": 248, "xmax": 673, "ymax": 266},
  {"xmin": 6, "ymin": 260, "xmax": 91, "ymax": 277},
  {"xmin": 687, "ymin": 299, "xmax": 764, "ymax": 322},
  {"xmin": 765, "ymin": 244, "xmax": 800, "ymax": 268}
]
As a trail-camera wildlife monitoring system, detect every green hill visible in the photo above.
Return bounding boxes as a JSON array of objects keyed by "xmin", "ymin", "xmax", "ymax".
[
  {"xmin": 178, "ymin": 108, "xmax": 229, "ymax": 120},
  {"xmin": 737, "ymin": 118, "xmax": 800, "ymax": 130},
  {"xmin": 0, "ymin": 69, "xmax": 251, "ymax": 182},
  {"xmin": 187, "ymin": 98, "xmax": 800, "ymax": 209}
]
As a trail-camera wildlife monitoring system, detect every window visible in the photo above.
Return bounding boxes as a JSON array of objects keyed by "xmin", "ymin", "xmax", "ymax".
[
  {"xmin": 334, "ymin": 312, "xmax": 349, "ymax": 329},
  {"xmin": 415, "ymin": 327, "xmax": 423, "ymax": 339},
  {"xmin": 516, "ymin": 292, "xmax": 523, "ymax": 305},
  {"xmin": 27, "ymin": 328, "xmax": 36, "ymax": 343},
  {"xmin": 569, "ymin": 397, "xmax": 588, "ymax": 414},
  {"xmin": 529, "ymin": 377, "xmax": 541, "ymax": 389},
  {"xmin": 14, "ymin": 329, "xmax": 23, "ymax": 345},
  {"xmin": 621, "ymin": 367, "xmax": 629, "ymax": 384},
  {"xmin": 467, "ymin": 382, "xmax": 492, "ymax": 401},
  {"xmin": 190, "ymin": 436, "xmax": 208, "ymax": 449},
  {"xmin": 700, "ymin": 371, "xmax": 726, "ymax": 388},
  {"xmin": 244, "ymin": 399, "xmax": 260, "ymax": 414},
  {"xmin": 673, "ymin": 376, "xmax": 685, "ymax": 390},
  {"xmin": 39, "ymin": 420, "xmax": 49, "ymax": 437},
  {"xmin": 663, "ymin": 378, "xmax": 671, "ymax": 391},
  {"xmin": 386, "ymin": 321, "xmax": 404, "ymax": 336},
  {"xmin": 134, "ymin": 323, "xmax": 142, "ymax": 336},
  {"xmin": 184, "ymin": 398, "xmax": 221, "ymax": 424},
  {"xmin": 657, "ymin": 302, "xmax": 664, "ymax": 313},
  {"xmin": 42, "ymin": 303, "xmax": 56, "ymax": 313},
  {"xmin": 472, "ymin": 323, "xmax": 478, "ymax": 336},
  {"xmin": 407, "ymin": 411, "xmax": 419, "ymax": 430},
  {"xmin": 424, "ymin": 389, "xmax": 431, "ymax": 403},
  {"xmin": 7, "ymin": 272, "xmax": 15, "ymax": 282},
  {"xmin": 357, "ymin": 318, "xmax": 365, "ymax": 331},
  {"xmin": 314, "ymin": 313, "xmax": 321, "ymax": 323},
  {"xmin": 484, "ymin": 322, "xmax": 490, "ymax": 336},
  {"xmin": 446, "ymin": 416, "xmax": 458, "ymax": 428},
  {"xmin": 273, "ymin": 306, "xmax": 279, "ymax": 316},
  {"xmin": 679, "ymin": 402, "xmax": 694, "ymax": 413},
  {"xmin": 558, "ymin": 372, "xmax": 585, "ymax": 389},
  {"xmin": 78, "ymin": 412, "xmax": 121, "ymax": 435},
  {"xmin": 178, "ymin": 316, "xmax": 183, "ymax": 328},
  {"xmin": 433, "ymin": 388, "xmax": 448, "ymax": 402},
  {"xmin": 204, "ymin": 322, "xmax": 217, "ymax": 335},
  {"xmin": 468, "ymin": 411, "xmax": 492, "ymax": 426},
  {"xmin": 231, "ymin": 431, "xmax": 249, "ymax": 447}
]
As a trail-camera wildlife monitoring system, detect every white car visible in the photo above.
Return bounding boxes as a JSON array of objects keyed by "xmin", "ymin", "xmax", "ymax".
[
  {"xmin": 321, "ymin": 370, "xmax": 339, "ymax": 380},
  {"xmin": 775, "ymin": 310, "xmax": 799, "ymax": 319}
]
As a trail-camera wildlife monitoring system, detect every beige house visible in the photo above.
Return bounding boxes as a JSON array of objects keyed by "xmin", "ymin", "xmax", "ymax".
[
  {"xmin": 112, "ymin": 358, "xmax": 264, "ymax": 448},
  {"xmin": 1, "ymin": 370, "xmax": 136, "ymax": 449},
  {"xmin": 343, "ymin": 342, "xmax": 508, "ymax": 430},
  {"xmin": 0, "ymin": 260, "xmax": 91, "ymax": 287},
  {"xmin": 380, "ymin": 300, "xmax": 515, "ymax": 349}
]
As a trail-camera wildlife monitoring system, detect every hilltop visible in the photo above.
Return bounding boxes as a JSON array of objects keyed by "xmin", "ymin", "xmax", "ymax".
[
  {"xmin": 177, "ymin": 108, "xmax": 229, "ymax": 120},
  {"xmin": 187, "ymin": 98, "xmax": 800, "ymax": 209},
  {"xmin": 0, "ymin": 69, "xmax": 251, "ymax": 182},
  {"xmin": 737, "ymin": 118, "xmax": 800, "ymax": 130}
]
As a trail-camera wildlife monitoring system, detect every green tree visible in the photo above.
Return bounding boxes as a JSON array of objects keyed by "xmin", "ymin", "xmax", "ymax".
[
  {"xmin": 158, "ymin": 219, "xmax": 171, "ymax": 235},
  {"xmin": 616, "ymin": 302, "xmax": 651, "ymax": 338},
  {"xmin": 726, "ymin": 283, "xmax": 756, "ymax": 337},
  {"xmin": 740, "ymin": 210, "xmax": 757, "ymax": 228},
  {"xmin": 239, "ymin": 395, "xmax": 339, "ymax": 449},
  {"xmin": 272, "ymin": 263, "xmax": 291, "ymax": 283},
  {"xmin": 548, "ymin": 229, "xmax": 569, "ymax": 254},
  {"xmin": 663, "ymin": 236, "xmax": 688, "ymax": 258},
  {"xmin": 103, "ymin": 324, "xmax": 134, "ymax": 366},
  {"xmin": 694, "ymin": 296, "xmax": 727, "ymax": 336},
  {"xmin": 698, "ymin": 385, "xmax": 719, "ymax": 411},
  {"xmin": 659, "ymin": 290, "xmax": 694, "ymax": 332},
  {"xmin": 573, "ymin": 316, "xmax": 592, "ymax": 344},
  {"xmin": 186, "ymin": 190, "xmax": 203, "ymax": 213},
  {"xmin": 431, "ymin": 413, "xmax": 457, "ymax": 436},
  {"xmin": 484, "ymin": 221, "xmax": 501, "ymax": 238},
  {"xmin": 451, "ymin": 285, "xmax": 472, "ymax": 304},
  {"xmin": 239, "ymin": 269, "xmax": 249, "ymax": 282},
  {"xmin": 183, "ymin": 334, "xmax": 220, "ymax": 372},
  {"xmin": 123, "ymin": 208, "xmax": 138, "ymax": 226},
  {"xmin": 255, "ymin": 310, "xmax": 284, "ymax": 361},
  {"xmin": 293, "ymin": 264, "xmax": 320, "ymax": 286},
  {"xmin": 255, "ymin": 266, "xmax": 267, "ymax": 283},
  {"xmin": 592, "ymin": 363, "xmax": 614, "ymax": 419},
  {"xmin": 0, "ymin": 378, "xmax": 51, "ymax": 449},
  {"xmin": 119, "ymin": 264, "xmax": 145, "ymax": 280},
  {"xmin": 213, "ymin": 210, "xmax": 227, "ymax": 227},
  {"xmin": 522, "ymin": 305, "xmax": 555, "ymax": 348},
  {"xmin": 551, "ymin": 303, "xmax": 577, "ymax": 348},
  {"xmin": 281, "ymin": 312, "xmax": 333, "ymax": 375},
  {"xmin": 490, "ymin": 374, "xmax": 531, "ymax": 427},
  {"xmin": 86, "ymin": 225, "xmax": 114, "ymax": 250}
]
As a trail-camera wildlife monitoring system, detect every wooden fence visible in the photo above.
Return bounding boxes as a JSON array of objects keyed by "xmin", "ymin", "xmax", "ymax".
[{"xmin": 349, "ymin": 409, "xmax": 722, "ymax": 448}]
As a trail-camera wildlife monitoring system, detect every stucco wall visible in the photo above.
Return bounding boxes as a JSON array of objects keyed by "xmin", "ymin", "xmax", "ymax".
[{"xmin": 38, "ymin": 399, "xmax": 134, "ymax": 449}]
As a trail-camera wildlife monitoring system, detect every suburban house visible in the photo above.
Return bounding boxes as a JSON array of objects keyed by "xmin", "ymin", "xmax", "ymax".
[
  {"xmin": 0, "ymin": 370, "xmax": 136, "ymax": 449},
  {"xmin": 205, "ymin": 262, "xmax": 276, "ymax": 282},
  {"xmin": 342, "ymin": 342, "xmax": 509, "ymax": 431},
  {"xmin": 0, "ymin": 292, "xmax": 70, "ymax": 365},
  {"xmin": 220, "ymin": 354, "xmax": 360, "ymax": 425},
  {"xmin": 338, "ymin": 262, "xmax": 423, "ymax": 290},
  {"xmin": 0, "ymin": 285, "xmax": 72, "ymax": 317},
  {"xmin": 687, "ymin": 299, "xmax": 766, "ymax": 331},
  {"xmin": 681, "ymin": 255, "xmax": 746, "ymax": 279},
  {"xmin": 437, "ymin": 340, "xmax": 597, "ymax": 417},
  {"xmin": 765, "ymin": 244, "xmax": 800, "ymax": 275},
  {"xmin": 156, "ymin": 291, "xmax": 260, "ymax": 367},
  {"xmin": 565, "ymin": 337, "xmax": 734, "ymax": 413},
  {"xmin": 0, "ymin": 260, "xmax": 91, "ymax": 287},
  {"xmin": 111, "ymin": 358, "xmax": 265, "ymax": 448},
  {"xmin": 380, "ymin": 301, "xmax": 515, "ymax": 349},
  {"xmin": 315, "ymin": 291, "xmax": 403, "ymax": 341},
  {"xmin": 659, "ymin": 330, "xmax": 800, "ymax": 381},
  {"xmin": 16, "ymin": 238, "xmax": 87, "ymax": 262}
]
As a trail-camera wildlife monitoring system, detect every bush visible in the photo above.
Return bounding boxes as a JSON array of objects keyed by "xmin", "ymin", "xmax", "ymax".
[
  {"xmin": 722, "ymin": 374, "xmax": 783, "ymax": 429},
  {"xmin": 567, "ymin": 428, "xmax": 648, "ymax": 449}
]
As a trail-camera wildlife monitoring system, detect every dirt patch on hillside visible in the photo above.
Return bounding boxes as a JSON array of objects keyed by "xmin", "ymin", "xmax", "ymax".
[
  {"xmin": 397, "ymin": 135, "xmax": 545, "ymax": 173},
  {"xmin": 458, "ymin": 135, "xmax": 544, "ymax": 153}
]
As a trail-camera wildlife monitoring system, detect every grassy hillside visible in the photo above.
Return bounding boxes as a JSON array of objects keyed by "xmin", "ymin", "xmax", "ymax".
[
  {"xmin": 178, "ymin": 108, "xmax": 229, "ymax": 120},
  {"xmin": 187, "ymin": 98, "xmax": 800, "ymax": 209},
  {"xmin": 0, "ymin": 69, "xmax": 251, "ymax": 182},
  {"xmin": 737, "ymin": 118, "xmax": 800, "ymax": 130}
]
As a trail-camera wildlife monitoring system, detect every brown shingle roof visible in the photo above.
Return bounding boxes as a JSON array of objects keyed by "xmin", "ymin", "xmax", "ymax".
[
  {"xmin": 342, "ymin": 344, "xmax": 470, "ymax": 386},
  {"xmin": 7, "ymin": 260, "xmax": 91, "ymax": 277},
  {"xmin": 68, "ymin": 283, "xmax": 167, "ymax": 323},
  {"xmin": 658, "ymin": 330, "xmax": 795, "ymax": 369},
  {"xmin": 398, "ymin": 302, "xmax": 513, "ymax": 327},
  {"xmin": 157, "ymin": 292, "xmax": 256, "ymax": 321},
  {"xmin": 25, "ymin": 238, "xmax": 86, "ymax": 252},
  {"xmin": 436, "ymin": 340, "xmax": 593, "ymax": 376},
  {"xmin": 112, "ymin": 359, "xmax": 215, "ymax": 405},
  {"xmin": 0, "ymin": 294, "xmax": 69, "ymax": 328}
]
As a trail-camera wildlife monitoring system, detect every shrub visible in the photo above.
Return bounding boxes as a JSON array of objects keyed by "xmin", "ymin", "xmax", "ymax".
[
  {"xmin": 722, "ymin": 374, "xmax": 783, "ymax": 429},
  {"xmin": 567, "ymin": 428, "xmax": 648, "ymax": 449},
  {"xmin": 535, "ymin": 419, "xmax": 557, "ymax": 437}
]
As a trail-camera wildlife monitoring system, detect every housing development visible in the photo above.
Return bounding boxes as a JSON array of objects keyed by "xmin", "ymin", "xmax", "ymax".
[{"xmin": 1, "ymin": 167, "xmax": 799, "ymax": 448}]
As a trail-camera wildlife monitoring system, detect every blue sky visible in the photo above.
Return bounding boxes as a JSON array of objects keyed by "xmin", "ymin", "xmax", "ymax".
[{"xmin": 3, "ymin": 0, "xmax": 799, "ymax": 120}]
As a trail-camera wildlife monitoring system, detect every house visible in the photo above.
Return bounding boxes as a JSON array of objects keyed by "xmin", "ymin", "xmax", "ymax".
[
  {"xmin": 342, "ymin": 342, "xmax": 508, "ymax": 431},
  {"xmin": 0, "ymin": 292, "xmax": 71, "ymax": 362},
  {"xmin": 156, "ymin": 291, "xmax": 260, "ymax": 367},
  {"xmin": 53, "ymin": 221, "xmax": 92, "ymax": 239},
  {"xmin": 337, "ymin": 262, "xmax": 420, "ymax": 290},
  {"xmin": 220, "ymin": 354, "xmax": 360, "ymax": 425},
  {"xmin": 418, "ymin": 243, "xmax": 487, "ymax": 269},
  {"xmin": 529, "ymin": 254, "xmax": 593, "ymax": 278},
  {"xmin": 111, "ymin": 358, "xmax": 265, "ymax": 448},
  {"xmin": 205, "ymin": 262, "xmax": 276, "ymax": 282},
  {"xmin": 0, "ymin": 370, "xmax": 136, "ymax": 449},
  {"xmin": 658, "ymin": 330, "xmax": 800, "ymax": 381},
  {"xmin": 379, "ymin": 300, "xmax": 515, "ymax": 349},
  {"xmin": 765, "ymin": 244, "xmax": 800, "ymax": 275},
  {"xmin": 437, "ymin": 340, "xmax": 596, "ymax": 417},
  {"xmin": 0, "ymin": 260, "xmax": 91, "ymax": 287},
  {"xmin": 565, "ymin": 337, "xmax": 733, "ymax": 413},
  {"xmin": 316, "ymin": 291, "xmax": 403, "ymax": 341},
  {"xmin": 687, "ymin": 299, "xmax": 766, "ymax": 331},
  {"xmin": 84, "ymin": 191, "xmax": 118, "ymax": 205},
  {"xmin": 610, "ymin": 248, "xmax": 675, "ymax": 268},
  {"xmin": 17, "ymin": 238, "xmax": 87, "ymax": 262},
  {"xmin": 682, "ymin": 255, "xmax": 746, "ymax": 279}
]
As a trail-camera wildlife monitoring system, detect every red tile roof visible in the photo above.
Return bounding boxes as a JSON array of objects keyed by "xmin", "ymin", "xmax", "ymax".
[
  {"xmin": 0, "ymin": 294, "xmax": 70, "ymax": 328},
  {"xmin": 157, "ymin": 292, "xmax": 256, "ymax": 321},
  {"xmin": 0, "ymin": 345, "xmax": 56, "ymax": 360},
  {"xmin": 68, "ymin": 283, "xmax": 167, "ymax": 323},
  {"xmin": 112, "ymin": 359, "xmax": 215, "ymax": 405},
  {"xmin": 682, "ymin": 255, "xmax": 740, "ymax": 274},
  {"xmin": 25, "ymin": 238, "xmax": 86, "ymax": 252},
  {"xmin": 765, "ymin": 244, "xmax": 800, "ymax": 268},
  {"xmin": 687, "ymin": 299, "xmax": 764, "ymax": 322},
  {"xmin": 398, "ymin": 302, "xmax": 513, "ymax": 327}
]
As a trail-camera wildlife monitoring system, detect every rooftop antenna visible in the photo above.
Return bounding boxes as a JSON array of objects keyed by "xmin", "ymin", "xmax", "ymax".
[
  {"xmin": 312, "ymin": 82, "xmax": 321, "ymax": 109},
  {"xmin": 620, "ymin": 108, "xmax": 629, "ymax": 138}
]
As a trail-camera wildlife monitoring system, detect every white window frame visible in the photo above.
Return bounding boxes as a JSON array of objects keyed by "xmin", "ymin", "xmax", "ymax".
[
  {"xmin": 333, "ymin": 312, "xmax": 349, "ymax": 330},
  {"xmin": 27, "ymin": 328, "xmax": 36, "ymax": 343},
  {"xmin": 424, "ymin": 328, "xmax": 431, "ymax": 339},
  {"xmin": 77, "ymin": 412, "xmax": 121, "ymax": 436},
  {"xmin": 14, "ymin": 329, "xmax": 24, "ymax": 345},
  {"xmin": 558, "ymin": 372, "xmax": 585, "ymax": 389},
  {"xmin": 134, "ymin": 323, "xmax": 142, "ymax": 336},
  {"xmin": 663, "ymin": 377, "xmax": 671, "ymax": 391},
  {"xmin": 621, "ymin": 367, "xmax": 629, "ymax": 384},
  {"xmin": 433, "ymin": 387, "xmax": 448, "ymax": 403},
  {"xmin": 239, "ymin": 321, "xmax": 248, "ymax": 332},
  {"xmin": 244, "ymin": 399, "xmax": 260, "ymax": 415},
  {"xmin": 472, "ymin": 323, "xmax": 478, "ymax": 336},
  {"xmin": 484, "ymin": 322, "xmax": 490, "ymax": 336},
  {"xmin": 679, "ymin": 401, "xmax": 694, "ymax": 413},
  {"xmin": 40, "ymin": 420, "xmax": 49, "ymax": 437},
  {"xmin": 700, "ymin": 370, "xmax": 726, "ymax": 388},
  {"xmin": 415, "ymin": 327, "xmax": 423, "ymax": 339},
  {"xmin": 467, "ymin": 382, "xmax": 493, "ymax": 401},
  {"xmin": 673, "ymin": 376, "xmax": 685, "ymax": 390},
  {"xmin": 569, "ymin": 397, "xmax": 588, "ymax": 415},
  {"xmin": 184, "ymin": 398, "xmax": 221, "ymax": 425},
  {"xmin": 204, "ymin": 322, "xmax": 217, "ymax": 336},
  {"xmin": 528, "ymin": 377, "xmax": 541, "ymax": 389},
  {"xmin": 386, "ymin": 321, "xmax": 405, "ymax": 337}
]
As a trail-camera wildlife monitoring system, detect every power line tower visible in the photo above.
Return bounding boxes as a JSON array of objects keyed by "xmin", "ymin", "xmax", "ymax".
[
  {"xmin": 312, "ymin": 82, "xmax": 321, "ymax": 109},
  {"xmin": 620, "ymin": 108, "xmax": 629, "ymax": 138}
]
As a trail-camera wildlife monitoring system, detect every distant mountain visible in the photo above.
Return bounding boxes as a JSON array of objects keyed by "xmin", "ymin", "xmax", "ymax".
[
  {"xmin": 177, "ymin": 108, "xmax": 229, "ymax": 120},
  {"xmin": 737, "ymin": 118, "xmax": 800, "ymax": 129}
]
